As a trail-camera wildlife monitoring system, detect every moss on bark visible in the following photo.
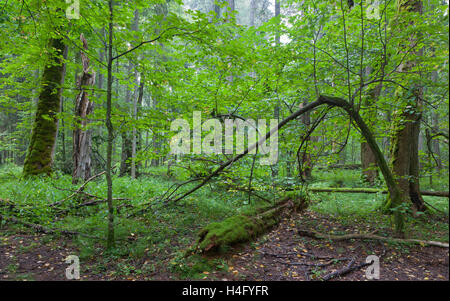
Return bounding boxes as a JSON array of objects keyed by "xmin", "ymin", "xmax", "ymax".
[
  {"xmin": 23, "ymin": 36, "xmax": 66, "ymax": 176},
  {"xmin": 192, "ymin": 195, "xmax": 308, "ymax": 254}
]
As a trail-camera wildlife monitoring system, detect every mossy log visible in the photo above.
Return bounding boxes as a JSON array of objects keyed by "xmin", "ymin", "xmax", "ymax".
[{"xmin": 193, "ymin": 196, "xmax": 308, "ymax": 254}]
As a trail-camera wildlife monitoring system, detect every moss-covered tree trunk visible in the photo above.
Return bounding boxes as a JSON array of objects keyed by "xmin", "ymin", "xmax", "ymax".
[
  {"xmin": 23, "ymin": 35, "xmax": 67, "ymax": 176},
  {"xmin": 193, "ymin": 195, "xmax": 308, "ymax": 254}
]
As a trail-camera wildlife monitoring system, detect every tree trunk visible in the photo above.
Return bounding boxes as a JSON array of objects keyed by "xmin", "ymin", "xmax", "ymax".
[
  {"xmin": 390, "ymin": 0, "xmax": 426, "ymax": 212},
  {"xmin": 119, "ymin": 62, "xmax": 133, "ymax": 176},
  {"xmin": 23, "ymin": 34, "xmax": 67, "ymax": 176},
  {"xmin": 299, "ymin": 101, "xmax": 312, "ymax": 180},
  {"xmin": 131, "ymin": 9, "xmax": 140, "ymax": 179},
  {"xmin": 361, "ymin": 68, "xmax": 381, "ymax": 185},
  {"xmin": 431, "ymin": 112, "xmax": 442, "ymax": 171},
  {"xmin": 105, "ymin": 0, "xmax": 115, "ymax": 249},
  {"xmin": 72, "ymin": 34, "xmax": 95, "ymax": 184},
  {"xmin": 249, "ymin": 0, "xmax": 256, "ymax": 26}
]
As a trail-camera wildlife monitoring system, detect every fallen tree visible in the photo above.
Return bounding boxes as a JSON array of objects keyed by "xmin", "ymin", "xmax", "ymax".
[
  {"xmin": 306, "ymin": 187, "xmax": 449, "ymax": 198},
  {"xmin": 0, "ymin": 214, "xmax": 101, "ymax": 240},
  {"xmin": 168, "ymin": 95, "xmax": 408, "ymax": 236},
  {"xmin": 190, "ymin": 194, "xmax": 308, "ymax": 254},
  {"xmin": 316, "ymin": 164, "xmax": 361, "ymax": 170}
]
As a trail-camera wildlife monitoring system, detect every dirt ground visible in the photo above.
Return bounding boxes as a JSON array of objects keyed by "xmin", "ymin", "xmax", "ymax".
[{"xmin": 0, "ymin": 210, "xmax": 448, "ymax": 281}]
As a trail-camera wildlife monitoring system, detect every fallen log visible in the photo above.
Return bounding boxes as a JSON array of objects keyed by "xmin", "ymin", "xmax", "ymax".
[
  {"xmin": 191, "ymin": 195, "xmax": 308, "ymax": 254},
  {"xmin": 316, "ymin": 164, "xmax": 362, "ymax": 170},
  {"xmin": 307, "ymin": 187, "xmax": 449, "ymax": 198},
  {"xmin": 0, "ymin": 214, "xmax": 102, "ymax": 240},
  {"xmin": 297, "ymin": 229, "xmax": 449, "ymax": 248}
]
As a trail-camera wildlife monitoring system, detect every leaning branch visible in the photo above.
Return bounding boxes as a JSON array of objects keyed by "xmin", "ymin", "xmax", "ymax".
[{"xmin": 170, "ymin": 100, "xmax": 325, "ymax": 203}]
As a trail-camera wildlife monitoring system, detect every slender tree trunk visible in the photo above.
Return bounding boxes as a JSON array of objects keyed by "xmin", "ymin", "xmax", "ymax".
[
  {"xmin": 299, "ymin": 101, "xmax": 312, "ymax": 180},
  {"xmin": 275, "ymin": 0, "xmax": 281, "ymax": 44},
  {"xmin": 249, "ymin": 0, "xmax": 256, "ymax": 26},
  {"xmin": 119, "ymin": 60, "xmax": 133, "ymax": 176},
  {"xmin": 106, "ymin": 0, "xmax": 115, "ymax": 249},
  {"xmin": 431, "ymin": 112, "xmax": 442, "ymax": 171},
  {"xmin": 271, "ymin": 0, "xmax": 281, "ymax": 179},
  {"xmin": 361, "ymin": 71, "xmax": 381, "ymax": 185}
]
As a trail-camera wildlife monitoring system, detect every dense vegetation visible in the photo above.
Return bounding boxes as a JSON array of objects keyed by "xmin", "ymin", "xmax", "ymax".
[{"xmin": 0, "ymin": 0, "xmax": 448, "ymax": 281}]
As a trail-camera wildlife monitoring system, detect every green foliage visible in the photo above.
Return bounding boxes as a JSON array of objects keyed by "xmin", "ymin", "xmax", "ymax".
[{"xmin": 0, "ymin": 0, "xmax": 448, "ymax": 279}]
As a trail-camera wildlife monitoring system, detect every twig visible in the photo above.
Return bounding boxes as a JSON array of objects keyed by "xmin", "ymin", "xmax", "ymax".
[{"xmin": 49, "ymin": 171, "xmax": 106, "ymax": 207}]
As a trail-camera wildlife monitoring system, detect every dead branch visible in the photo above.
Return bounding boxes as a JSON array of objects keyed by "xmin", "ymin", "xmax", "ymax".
[
  {"xmin": 307, "ymin": 187, "xmax": 449, "ymax": 198},
  {"xmin": 321, "ymin": 258, "xmax": 362, "ymax": 281},
  {"xmin": 297, "ymin": 229, "xmax": 449, "ymax": 248},
  {"xmin": 0, "ymin": 214, "xmax": 102, "ymax": 240},
  {"xmin": 276, "ymin": 257, "xmax": 351, "ymax": 268},
  {"xmin": 49, "ymin": 171, "xmax": 106, "ymax": 207}
]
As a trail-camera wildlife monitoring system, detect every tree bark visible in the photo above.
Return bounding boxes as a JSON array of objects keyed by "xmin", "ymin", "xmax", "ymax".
[
  {"xmin": 390, "ymin": 0, "xmax": 426, "ymax": 212},
  {"xmin": 249, "ymin": 0, "xmax": 256, "ymax": 27},
  {"xmin": 299, "ymin": 101, "xmax": 312, "ymax": 180},
  {"xmin": 105, "ymin": 0, "xmax": 115, "ymax": 249},
  {"xmin": 23, "ymin": 33, "xmax": 67, "ymax": 176},
  {"xmin": 72, "ymin": 34, "xmax": 95, "ymax": 184},
  {"xmin": 361, "ymin": 68, "xmax": 381, "ymax": 185}
]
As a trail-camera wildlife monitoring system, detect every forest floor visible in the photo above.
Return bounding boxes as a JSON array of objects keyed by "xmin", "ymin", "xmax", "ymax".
[
  {"xmin": 1, "ymin": 209, "xmax": 448, "ymax": 281},
  {"xmin": 1, "ymin": 166, "xmax": 448, "ymax": 281}
]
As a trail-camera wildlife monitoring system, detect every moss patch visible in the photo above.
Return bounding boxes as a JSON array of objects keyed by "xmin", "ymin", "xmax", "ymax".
[{"xmin": 194, "ymin": 196, "xmax": 308, "ymax": 253}]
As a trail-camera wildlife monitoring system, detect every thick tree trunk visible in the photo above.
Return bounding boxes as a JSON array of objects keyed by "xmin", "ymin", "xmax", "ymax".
[
  {"xmin": 23, "ymin": 35, "xmax": 67, "ymax": 176},
  {"xmin": 72, "ymin": 34, "xmax": 95, "ymax": 184},
  {"xmin": 390, "ymin": 0, "xmax": 425, "ymax": 212}
]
